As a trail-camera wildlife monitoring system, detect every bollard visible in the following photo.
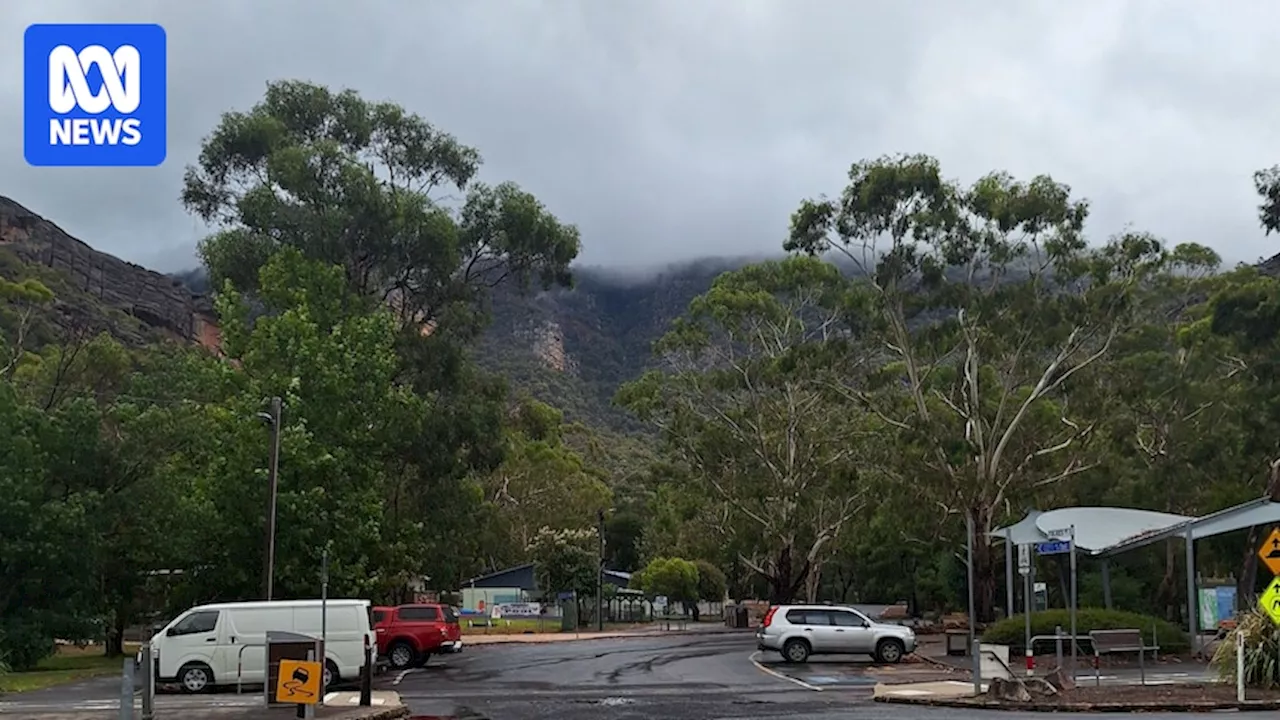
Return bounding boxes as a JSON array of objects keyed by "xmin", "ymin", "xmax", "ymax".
[
  {"xmin": 1093, "ymin": 651, "xmax": 1100, "ymax": 687},
  {"xmin": 140, "ymin": 645, "xmax": 155, "ymax": 720},
  {"xmin": 119, "ymin": 658, "xmax": 135, "ymax": 720},
  {"xmin": 1054, "ymin": 625, "xmax": 1063, "ymax": 670},
  {"xmin": 1236, "ymin": 628, "xmax": 1245, "ymax": 702},
  {"xmin": 1025, "ymin": 647, "xmax": 1034, "ymax": 677},
  {"xmin": 359, "ymin": 641, "xmax": 373, "ymax": 707}
]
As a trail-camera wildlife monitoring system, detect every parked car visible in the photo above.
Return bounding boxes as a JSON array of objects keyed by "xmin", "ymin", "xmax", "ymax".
[
  {"xmin": 138, "ymin": 599, "xmax": 376, "ymax": 692},
  {"xmin": 372, "ymin": 603, "xmax": 463, "ymax": 670},
  {"xmin": 755, "ymin": 604, "xmax": 916, "ymax": 664}
]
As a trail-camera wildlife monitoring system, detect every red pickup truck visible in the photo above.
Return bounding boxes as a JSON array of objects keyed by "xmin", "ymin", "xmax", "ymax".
[{"xmin": 372, "ymin": 604, "xmax": 463, "ymax": 669}]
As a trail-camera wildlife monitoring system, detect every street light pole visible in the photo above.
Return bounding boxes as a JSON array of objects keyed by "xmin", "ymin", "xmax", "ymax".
[
  {"xmin": 597, "ymin": 509, "xmax": 605, "ymax": 632},
  {"xmin": 262, "ymin": 396, "xmax": 282, "ymax": 601}
]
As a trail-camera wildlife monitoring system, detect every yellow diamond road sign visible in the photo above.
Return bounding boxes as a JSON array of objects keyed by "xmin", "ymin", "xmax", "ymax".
[{"xmin": 1261, "ymin": 577, "xmax": 1280, "ymax": 626}]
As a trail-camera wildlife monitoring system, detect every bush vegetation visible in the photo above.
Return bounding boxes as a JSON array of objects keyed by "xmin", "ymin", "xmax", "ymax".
[{"xmin": 981, "ymin": 608, "xmax": 1188, "ymax": 653}]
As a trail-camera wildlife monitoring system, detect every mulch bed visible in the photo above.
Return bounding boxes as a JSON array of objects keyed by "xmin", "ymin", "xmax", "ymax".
[
  {"xmin": 1047, "ymin": 683, "xmax": 1280, "ymax": 705},
  {"xmin": 882, "ymin": 683, "xmax": 1280, "ymax": 712}
]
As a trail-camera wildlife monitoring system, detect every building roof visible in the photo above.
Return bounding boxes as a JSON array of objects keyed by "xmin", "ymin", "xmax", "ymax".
[
  {"xmin": 1097, "ymin": 497, "xmax": 1280, "ymax": 557},
  {"xmin": 993, "ymin": 506, "xmax": 1192, "ymax": 554},
  {"xmin": 464, "ymin": 563, "xmax": 634, "ymax": 593}
]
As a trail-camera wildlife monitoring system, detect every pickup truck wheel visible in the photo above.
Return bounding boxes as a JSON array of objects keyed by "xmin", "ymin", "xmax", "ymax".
[
  {"xmin": 782, "ymin": 638, "xmax": 810, "ymax": 663},
  {"xmin": 875, "ymin": 638, "xmax": 906, "ymax": 664},
  {"xmin": 388, "ymin": 641, "xmax": 416, "ymax": 670}
]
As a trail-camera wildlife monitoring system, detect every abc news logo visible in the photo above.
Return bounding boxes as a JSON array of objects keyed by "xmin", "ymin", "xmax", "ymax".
[
  {"xmin": 24, "ymin": 24, "xmax": 166, "ymax": 167},
  {"xmin": 48, "ymin": 44, "xmax": 143, "ymax": 146}
]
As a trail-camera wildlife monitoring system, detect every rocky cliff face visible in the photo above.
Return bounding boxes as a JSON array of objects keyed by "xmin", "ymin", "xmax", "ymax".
[{"xmin": 0, "ymin": 196, "xmax": 218, "ymax": 350}]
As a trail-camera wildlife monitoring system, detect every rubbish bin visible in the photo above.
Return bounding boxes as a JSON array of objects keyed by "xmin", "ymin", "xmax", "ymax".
[
  {"xmin": 735, "ymin": 605, "xmax": 749, "ymax": 628},
  {"xmin": 264, "ymin": 631, "xmax": 323, "ymax": 707},
  {"xmin": 560, "ymin": 599, "xmax": 578, "ymax": 631}
]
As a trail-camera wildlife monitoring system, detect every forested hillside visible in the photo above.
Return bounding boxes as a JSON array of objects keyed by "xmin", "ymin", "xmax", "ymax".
[{"xmin": 10, "ymin": 78, "xmax": 1280, "ymax": 676}]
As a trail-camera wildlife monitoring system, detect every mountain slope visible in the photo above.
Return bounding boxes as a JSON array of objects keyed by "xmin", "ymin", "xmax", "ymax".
[
  {"xmin": 475, "ymin": 258, "xmax": 758, "ymax": 433},
  {"xmin": 0, "ymin": 196, "xmax": 218, "ymax": 351}
]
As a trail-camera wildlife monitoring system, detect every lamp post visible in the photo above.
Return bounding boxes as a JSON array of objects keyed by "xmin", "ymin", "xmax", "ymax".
[
  {"xmin": 597, "ymin": 509, "xmax": 606, "ymax": 632},
  {"xmin": 259, "ymin": 396, "xmax": 282, "ymax": 601}
]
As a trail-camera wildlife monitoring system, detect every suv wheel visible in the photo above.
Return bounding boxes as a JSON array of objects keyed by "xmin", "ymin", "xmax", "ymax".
[
  {"xmin": 388, "ymin": 641, "xmax": 416, "ymax": 669},
  {"xmin": 875, "ymin": 638, "xmax": 905, "ymax": 664},
  {"xmin": 782, "ymin": 638, "xmax": 810, "ymax": 663}
]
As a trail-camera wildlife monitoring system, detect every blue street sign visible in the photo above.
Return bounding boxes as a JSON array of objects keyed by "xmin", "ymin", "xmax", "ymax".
[{"xmin": 1035, "ymin": 540, "xmax": 1071, "ymax": 555}]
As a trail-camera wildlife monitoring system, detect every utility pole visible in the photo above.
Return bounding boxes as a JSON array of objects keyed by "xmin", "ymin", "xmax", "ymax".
[
  {"xmin": 597, "ymin": 508, "xmax": 605, "ymax": 632},
  {"xmin": 262, "ymin": 396, "xmax": 282, "ymax": 601}
]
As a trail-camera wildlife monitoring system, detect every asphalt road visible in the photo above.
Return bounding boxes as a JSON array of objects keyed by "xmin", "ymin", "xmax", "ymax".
[
  {"xmin": 0, "ymin": 632, "xmax": 1220, "ymax": 719},
  {"xmin": 384, "ymin": 632, "xmax": 1205, "ymax": 720}
]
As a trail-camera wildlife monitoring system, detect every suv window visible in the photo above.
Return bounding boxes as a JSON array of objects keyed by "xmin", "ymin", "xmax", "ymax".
[
  {"xmin": 169, "ymin": 610, "xmax": 219, "ymax": 636},
  {"xmin": 831, "ymin": 610, "xmax": 865, "ymax": 627},
  {"xmin": 785, "ymin": 609, "xmax": 832, "ymax": 626},
  {"xmin": 398, "ymin": 606, "xmax": 440, "ymax": 621}
]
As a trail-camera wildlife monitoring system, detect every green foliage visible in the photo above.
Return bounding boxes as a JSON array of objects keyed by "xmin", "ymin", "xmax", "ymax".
[
  {"xmin": 632, "ymin": 557, "xmax": 699, "ymax": 603},
  {"xmin": 182, "ymin": 79, "xmax": 579, "ymax": 336},
  {"xmin": 694, "ymin": 560, "xmax": 727, "ymax": 603},
  {"xmin": 528, "ymin": 527, "xmax": 598, "ymax": 597},
  {"xmin": 1212, "ymin": 610, "xmax": 1280, "ymax": 689},
  {"xmin": 982, "ymin": 609, "xmax": 1188, "ymax": 653}
]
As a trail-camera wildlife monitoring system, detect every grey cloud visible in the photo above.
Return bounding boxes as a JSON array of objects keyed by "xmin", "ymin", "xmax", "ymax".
[{"xmin": 1, "ymin": 0, "xmax": 1278, "ymax": 274}]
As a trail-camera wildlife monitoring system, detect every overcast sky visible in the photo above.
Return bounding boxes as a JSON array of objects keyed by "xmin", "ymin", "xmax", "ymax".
[{"xmin": 3, "ymin": 0, "xmax": 1279, "ymax": 274}]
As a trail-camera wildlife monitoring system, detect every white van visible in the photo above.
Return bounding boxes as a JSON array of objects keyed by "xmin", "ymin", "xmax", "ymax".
[{"xmin": 142, "ymin": 599, "xmax": 376, "ymax": 693}]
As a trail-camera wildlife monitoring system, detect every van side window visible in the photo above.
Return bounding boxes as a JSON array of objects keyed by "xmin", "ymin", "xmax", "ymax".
[
  {"xmin": 170, "ymin": 610, "xmax": 219, "ymax": 636},
  {"xmin": 398, "ymin": 607, "xmax": 439, "ymax": 621}
]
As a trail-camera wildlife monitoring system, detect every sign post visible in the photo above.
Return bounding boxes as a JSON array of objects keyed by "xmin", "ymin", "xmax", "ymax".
[
  {"xmin": 1069, "ymin": 525, "xmax": 1078, "ymax": 680},
  {"xmin": 1019, "ymin": 544, "xmax": 1033, "ymax": 676}
]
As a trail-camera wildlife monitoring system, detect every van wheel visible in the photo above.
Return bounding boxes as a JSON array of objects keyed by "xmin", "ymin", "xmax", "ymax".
[
  {"xmin": 782, "ymin": 638, "xmax": 810, "ymax": 663},
  {"xmin": 388, "ymin": 641, "xmax": 415, "ymax": 669},
  {"xmin": 178, "ymin": 662, "xmax": 214, "ymax": 693},
  {"xmin": 324, "ymin": 660, "xmax": 340, "ymax": 689}
]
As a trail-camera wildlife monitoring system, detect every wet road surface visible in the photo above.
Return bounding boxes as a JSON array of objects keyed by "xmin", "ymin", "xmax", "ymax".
[
  {"xmin": 385, "ymin": 633, "xmax": 1186, "ymax": 719},
  {"xmin": 0, "ymin": 632, "xmax": 1215, "ymax": 719}
]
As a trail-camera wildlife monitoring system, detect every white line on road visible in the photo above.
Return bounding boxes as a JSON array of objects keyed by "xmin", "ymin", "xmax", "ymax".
[
  {"xmin": 748, "ymin": 652, "xmax": 822, "ymax": 692},
  {"xmin": 393, "ymin": 668, "xmax": 419, "ymax": 685}
]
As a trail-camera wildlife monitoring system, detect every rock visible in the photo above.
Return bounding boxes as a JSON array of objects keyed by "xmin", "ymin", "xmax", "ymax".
[
  {"xmin": 986, "ymin": 677, "xmax": 1032, "ymax": 703},
  {"xmin": 1043, "ymin": 666, "xmax": 1075, "ymax": 691},
  {"xmin": 0, "ymin": 195, "xmax": 218, "ymax": 350},
  {"xmin": 1023, "ymin": 678, "xmax": 1059, "ymax": 696},
  {"xmin": 880, "ymin": 603, "xmax": 910, "ymax": 620}
]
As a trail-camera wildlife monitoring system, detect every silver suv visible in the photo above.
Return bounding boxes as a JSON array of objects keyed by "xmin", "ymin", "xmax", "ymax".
[{"xmin": 756, "ymin": 604, "xmax": 916, "ymax": 664}]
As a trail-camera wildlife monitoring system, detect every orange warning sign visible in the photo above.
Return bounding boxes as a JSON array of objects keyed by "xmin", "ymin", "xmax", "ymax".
[
  {"xmin": 1259, "ymin": 528, "xmax": 1280, "ymax": 576},
  {"xmin": 275, "ymin": 659, "xmax": 321, "ymax": 704}
]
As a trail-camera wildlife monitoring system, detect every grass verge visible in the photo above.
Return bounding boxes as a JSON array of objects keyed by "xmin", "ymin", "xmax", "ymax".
[{"xmin": 0, "ymin": 643, "xmax": 140, "ymax": 694}]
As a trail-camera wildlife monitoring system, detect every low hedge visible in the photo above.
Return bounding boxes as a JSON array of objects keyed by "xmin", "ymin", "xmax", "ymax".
[{"xmin": 981, "ymin": 608, "xmax": 1188, "ymax": 654}]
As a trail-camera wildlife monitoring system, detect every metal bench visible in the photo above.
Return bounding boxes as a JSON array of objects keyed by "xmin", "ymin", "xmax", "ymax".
[{"xmin": 1088, "ymin": 628, "xmax": 1159, "ymax": 685}]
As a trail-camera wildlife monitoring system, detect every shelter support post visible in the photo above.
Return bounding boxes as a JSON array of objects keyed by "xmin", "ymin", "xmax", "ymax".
[
  {"xmin": 1101, "ymin": 560, "xmax": 1112, "ymax": 610},
  {"xmin": 1005, "ymin": 540, "xmax": 1014, "ymax": 618},
  {"xmin": 1184, "ymin": 527, "xmax": 1198, "ymax": 656}
]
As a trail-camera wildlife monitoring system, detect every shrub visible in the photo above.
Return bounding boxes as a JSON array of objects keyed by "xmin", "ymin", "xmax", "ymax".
[
  {"xmin": 981, "ymin": 608, "xmax": 1188, "ymax": 653},
  {"xmin": 1211, "ymin": 609, "xmax": 1280, "ymax": 689}
]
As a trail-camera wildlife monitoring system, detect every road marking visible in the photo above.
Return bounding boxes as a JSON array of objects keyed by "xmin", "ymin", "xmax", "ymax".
[
  {"xmin": 748, "ymin": 652, "xmax": 822, "ymax": 692},
  {"xmin": 393, "ymin": 668, "xmax": 418, "ymax": 685}
]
